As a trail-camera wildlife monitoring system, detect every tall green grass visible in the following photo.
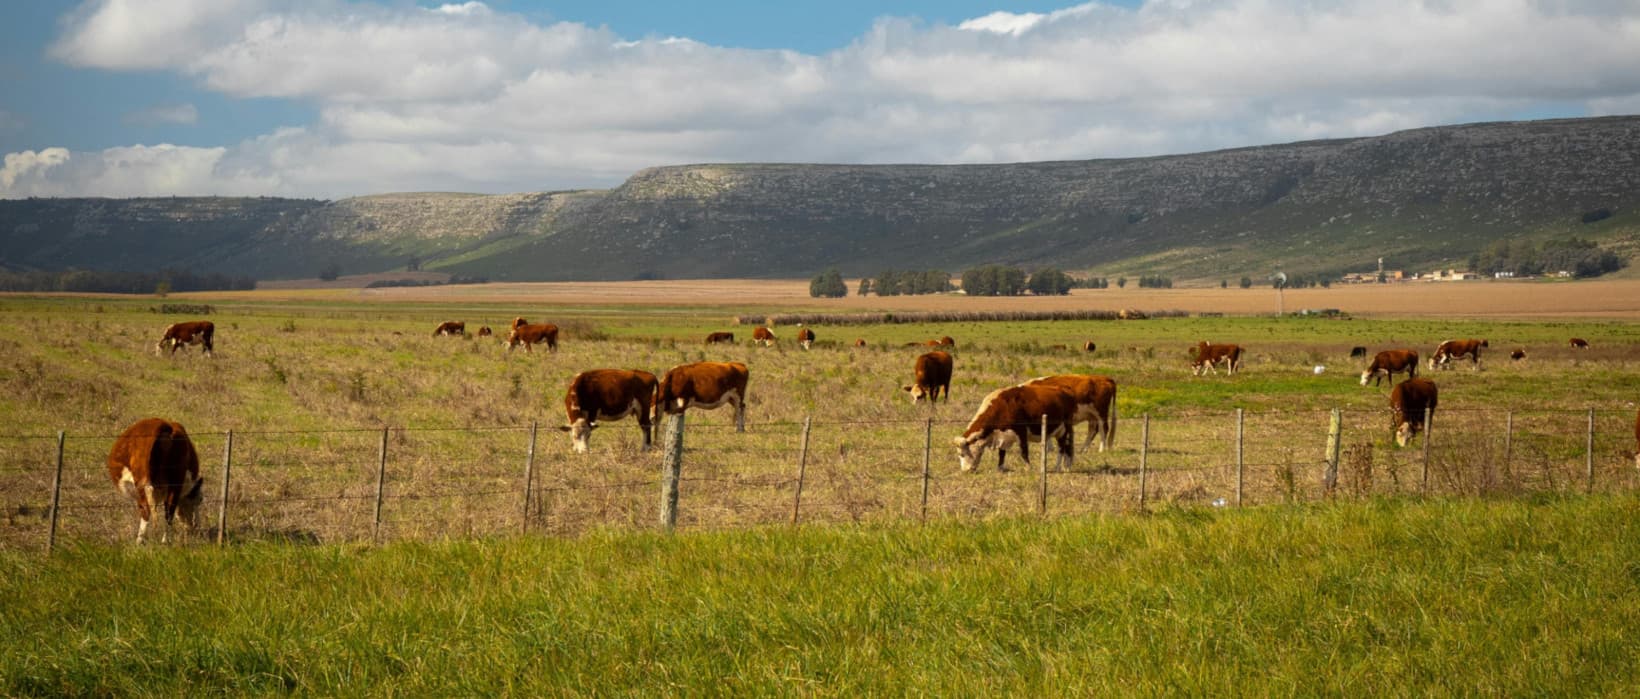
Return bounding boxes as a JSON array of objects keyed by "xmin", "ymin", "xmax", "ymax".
[{"xmin": 4, "ymin": 495, "xmax": 1639, "ymax": 695}]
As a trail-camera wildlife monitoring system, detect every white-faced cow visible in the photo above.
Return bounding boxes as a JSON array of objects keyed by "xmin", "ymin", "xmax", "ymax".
[
  {"xmin": 1191, "ymin": 341, "xmax": 1243, "ymax": 376},
  {"xmin": 853, "ymin": 338, "xmax": 867, "ymax": 348},
  {"xmin": 559, "ymin": 369, "xmax": 658, "ymax": 454},
  {"xmin": 1083, "ymin": 341, "xmax": 1097, "ymax": 353},
  {"xmin": 476, "ymin": 326, "xmax": 493, "ymax": 338},
  {"xmin": 902, "ymin": 351, "xmax": 953, "ymax": 404},
  {"xmin": 952, "ymin": 384, "xmax": 1077, "ymax": 472},
  {"xmin": 1389, "ymin": 377, "xmax": 1438, "ymax": 447},
  {"xmin": 752, "ymin": 327, "xmax": 777, "ymax": 346},
  {"xmin": 938, "ymin": 336, "xmax": 956, "ymax": 348},
  {"xmin": 156, "ymin": 320, "xmax": 214, "ymax": 357},
  {"xmin": 433, "ymin": 321, "xmax": 465, "ymax": 337},
  {"xmin": 797, "ymin": 327, "xmax": 816, "ymax": 350},
  {"xmin": 1510, "ymin": 349, "xmax": 1526, "ymax": 361},
  {"xmin": 656, "ymin": 361, "xmax": 750, "ymax": 432},
  {"xmin": 107, "ymin": 417, "xmax": 204, "ymax": 544},
  {"xmin": 1430, "ymin": 338, "xmax": 1487, "ymax": 370},
  {"xmin": 705, "ymin": 331, "xmax": 736, "ymax": 345},
  {"xmin": 1361, "ymin": 349, "xmax": 1419, "ymax": 386},
  {"xmin": 1570, "ymin": 337, "xmax": 1590, "ymax": 349},
  {"xmin": 507, "ymin": 322, "xmax": 559, "ymax": 352},
  {"xmin": 1022, "ymin": 374, "xmax": 1117, "ymax": 453}
]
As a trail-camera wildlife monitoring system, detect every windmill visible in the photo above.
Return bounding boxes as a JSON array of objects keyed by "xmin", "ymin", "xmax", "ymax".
[{"xmin": 1271, "ymin": 271, "xmax": 1288, "ymax": 315}]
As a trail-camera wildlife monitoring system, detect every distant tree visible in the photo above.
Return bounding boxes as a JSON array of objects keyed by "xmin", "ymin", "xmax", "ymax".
[
  {"xmin": 318, "ymin": 263, "xmax": 342, "ymax": 281},
  {"xmin": 809, "ymin": 268, "xmax": 848, "ymax": 298},
  {"xmin": 1239, "ymin": 276, "xmax": 1253, "ymax": 289},
  {"xmin": 406, "ymin": 255, "xmax": 422, "ymax": 272},
  {"xmin": 1220, "ymin": 279, "xmax": 1228, "ymax": 289},
  {"xmin": 875, "ymin": 270, "xmax": 902, "ymax": 296},
  {"xmin": 1116, "ymin": 277, "xmax": 1127, "ymax": 289},
  {"xmin": 1027, "ymin": 267, "xmax": 1073, "ymax": 295},
  {"xmin": 154, "ymin": 279, "xmax": 171, "ymax": 297},
  {"xmin": 857, "ymin": 278, "xmax": 873, "ymax": 296}
]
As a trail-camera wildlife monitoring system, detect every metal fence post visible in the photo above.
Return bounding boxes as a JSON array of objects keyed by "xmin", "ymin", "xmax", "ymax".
[
  {"xmin": 790, "ymin": 416, "xmax": 811, "ymax": 525},
  {"xmin": 920, "ymin": 418, "xmax": 932, "ymax": 522},
  {"xmin": 1585, "ymin": 408, "xmax": 1595, "ymax": 494},
  {"xmin": 660, "ymin": 413, "xmax": 685, "ymax": 531},
  {"xmin": 521, "ymin": 421, "xmax": 537, "ymax": 534},
  {"xmin": 46, "ymin": 431, "xmax": 64, "ymax": 553},
  {"xmin": 1138, "ymin": 414, "xmax": 1150, "ymax": 510},
  {"xmin": 1324, "ymin": 408, "xmax": 1342, "ymax": 494},
  {"xmin": 1235, "ymin": 409, "xmax": 1245, "ymax": 507},
  {"xmin": 1502, "ymin": 410, "xmax": 1514, "ymax": 482},
  {"xmin": 217, "ymin": 430, "xmax": 233, "ymax": 546},
  {"xmin": 1420, "ymin": 410, "xmax": 1432, "ymax": 493},
  {"xmin": 372, "ymin": 427, "xmax": 389, "ymax": 544},
  {"xmin": 1039, "ymin": 415, "xmax": 1049, "ymax": 516}
]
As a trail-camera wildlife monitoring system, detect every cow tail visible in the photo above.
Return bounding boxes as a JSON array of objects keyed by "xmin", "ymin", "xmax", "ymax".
[{"xmin": 1107, "ymin": 399, "xmax": 1117, "ymax": 451}]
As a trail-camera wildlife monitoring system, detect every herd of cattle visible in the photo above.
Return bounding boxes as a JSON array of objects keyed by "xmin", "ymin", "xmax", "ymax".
[{"xmin": 115, "ymin": 320, "xmax": 1634, "ymax": 543}]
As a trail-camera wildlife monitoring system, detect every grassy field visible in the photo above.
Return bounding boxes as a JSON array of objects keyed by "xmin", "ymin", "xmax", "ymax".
[{"xmin": 4, "ymin": 495, "xmax": 1640, "ymax": 695}]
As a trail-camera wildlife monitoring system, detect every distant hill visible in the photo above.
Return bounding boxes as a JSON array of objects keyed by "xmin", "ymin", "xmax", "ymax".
[{"xmin": 4, "ymin": 116, "xmax": 1638, "ymax": 282}]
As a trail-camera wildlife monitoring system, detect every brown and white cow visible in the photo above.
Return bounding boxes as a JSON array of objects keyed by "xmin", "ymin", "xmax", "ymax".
[
  {"xmin": 938, "ymin": 336, "xmax": 956, "ymax": 347},
  {"xmin": 952, "ymin": 384, "xmax": 1077, "ymax": 472},
  {"xmin": 107, "ymin": 417, "xmax": 204, "ymax": 543},
  {"xmin": 507, "ymin": 322, "xmax": 559, "ymax": 352},
  {"xmin": 705, "ymin": 331, "xmax": 736, "ymax": 345},
  {"xmin": 1083, "ymin": 341, "xmax": 1097, "ymax": 353},
  {"xmin": 854, "ymin": 338, "xmax": 867, "ymax": 348},
  {"xmin": 1430, "ymin": 338, "xmax": 1487, "ymax": 370},
  {"xmin": 476, "ymin": 326, "xmax": 493, "ymax": 338},
  {"xmin": 1361, "ymin": 349, "xmax": 1419, "ymax": 386},
  {"xmin": 1510, "ymin": 349, "xmax": 1526, "ymax": 361},
  {"xmin": 1389, "ymin": 377, "xmax": 1438, "ymax": 447},
  {"xmin": 1022, "ymin": 374, "xmax": 1116, "ymax": 453},
  {"xmin": 558, "ymin": 369, "xmax": 658, "ymax": 454},
  {"xmin": 796, "ymin": 327, "xmax": 816, "ymax": 350},
  {"xmin": 902, "ymin": 351, "xmax": 953, "ymax": 404},
  {"xmin": 433, "ymin": 321, "xmax": 466, "ymax": 337},
  {"xmin": 752, "ymin": 327, "xmax": 777, "ymax": 346},
  {"xmin": 156, "ymin": 320, "xmax": 215, "ymax": 357},
  {"xmin": 1570, "ymin": 337, "xmax": 1590, "ymax": 349},
  {"xmin": 1191, "ymin": 341, "xmax": 1243, "ymax": 376},
  {"xmin": 656, "ymin": 361, "xmax": 750, "ymax": 432}
]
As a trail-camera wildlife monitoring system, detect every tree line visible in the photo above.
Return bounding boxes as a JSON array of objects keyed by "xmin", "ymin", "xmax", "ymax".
[
  {"xmin": 0, "ymin": 269, "xmax": 257, "ymax": 294},
  {"xmin": 1469, "ymin": 237, "xmax": 1626, "ymax": 279}
]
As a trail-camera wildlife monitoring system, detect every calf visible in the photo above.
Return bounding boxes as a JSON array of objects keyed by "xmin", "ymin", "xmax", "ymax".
[
  {"xmin": 507, "ymin": 322, "xmax": 559, "ymax": 352},
  {"xmin": 107, "ymin": 418, "xmax": 204, "ymax": 543},
  {"xmin": 1022, "ymin": 374, "xmax": 1116, "ymax": 453},
  {"xmin": 1510, "ymin": 349, "xmax": 1526, "ymax": 361},
  {"xmin": 433, "ymin": 321, "xmax": 465, "ymax": 337},
  {"xmin": 952, "ymin": 384, "xmax": 1077, "ymax": 472},
  {"xmin": 559, "ymin": 369, "xmax": 658, "ymax": 453},
  {"xmin": 1191, "ymin": 341, "xmax": 1243, "ymax": 376},
  {"xmin": 1361, "ymin": 349, "xmax": 1419, "ymax": 386},
  {"xmin": 476, "ymin": 326, "xmax": 493, "ymax": 338},
  {"xmin": 902, "ymin": 351, "xmax": 953, "ymax": 404},
  {"xmin": 752, "ymin": 327, "xmax": 777, "ymax": 347},
  {"xmin": 1570, "ymin": 337, "xmax": 1590, "ymax": 349},
  {"xmin": 656, "ymin": 361, "xmax": 750, "ymax": 432},
  {"xmin": 797, "ymin": 327, "xmax": 816, "ymax": 350},
  {"xmin": 705, "ymin": 331, "xmax": 736, "ymax": 345},
  {"xmin": 1430, "ymin": 338, "xmax": 1487, "ymax": 370},
  {"xmin": 1389, "ymin": 378, "xmax": 1438, "ymax": 447},
  {"xmin": 1349, "ymin": 346, "xmax": 1368, "ymax": 359},
  {"xmin": 854, "ymin": 338, "xmax": 867, "ymax": 348},
  {"xmin": 1083, "ymin": 341, "xmax": 1097, "ymax": 353},
  {"xmin": 156, "ymin": 320, "xmax": 214, "ymax": 357}
]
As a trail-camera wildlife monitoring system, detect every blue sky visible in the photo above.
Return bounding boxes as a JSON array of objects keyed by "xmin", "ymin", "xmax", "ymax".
[{"xmin": 2, "ymin": 1, "xmax": 1636, "ymax": 199}]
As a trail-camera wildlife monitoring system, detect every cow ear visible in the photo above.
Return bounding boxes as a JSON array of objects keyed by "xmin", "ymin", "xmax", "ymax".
[
  {"xmin": 951, "ymin": 436, "xmax": 967, "ymax": 446},
  {"xmin": 901, "ymin": 385, "xmax": 913, "ymax": 392}
]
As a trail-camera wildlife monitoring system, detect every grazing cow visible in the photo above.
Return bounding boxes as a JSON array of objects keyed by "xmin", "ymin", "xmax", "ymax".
[
  {"xmin": 1083, "ymin": 341, "xmax": 1097, "ymax": 353},
  {"xmin": 156, "ymin": 320, "xmax": 215, "ymax": 357},
  {"xmin": 796, "ymin": 327, "xmax": 816, "ymax": 350},
  {"xmin": 752, "ymin": 327, "xmax": 777, "ymax": 347},
  {"xmin": 476, "ymin": 326, "xmax": 493, "ymax": 338},
  {"xmin": 952, "ymin": 384, "xmax": 1077, "ymax": 472},
  {"xmin": 1430, "ymin": 338, "xmax": 1487, "ymax": 370},
  {"xmin": 1022, "ymin": 374, "xmax": 1116, "ymax": 453},
  {"xmin": 902, "ymin": 351, "xmax": 953, "ymax": 404},
  {"xmin": 433, "ymin": 321, "xmax": 466, "ymax": 337},
  {"xmin": 1570, "ymin": 337, "xmax": 1590, "ymax": 349},
  {"xmin": 1389, "ymin": 378, "xmax": 1438, "ymax": 447},
  {"xmin": 938, "ymin": 336, "xmax": 956, "ymax": 347},
  {"xmin": 107, "ymin": 418, "xmax": 204, "ymax": 543},
  {"xmin": 506, "ymin": 322, "xmax": 559, "ymax": 352},
  {"xmin": 854, "ymin": 338, "xmax": 867, "ymax": 348},
  {"xmin": 656, "ymin": 361, "xmax": 750, "ymax": 432},
  {"xmin": 559, "ymin": 369, "xmax": 658, "ymax": 454},
  {"xmin": 1510, "ymin": 349, "xmax": 1526, "ymax": 361},
  {"xmin": 1191, "ymin": 341, "xmax": 1243, "ymax": 376},
  {"xmin": 1360, "ymin": 349, "xmax": 1419, "ymax": 386},
  {"xmin": 1349, "ymin": 346, "xmax": 1368, "ymax": 359},
  {"xmin": 705, "ymin": 331, "xmax": 736, "ymax": 345}
]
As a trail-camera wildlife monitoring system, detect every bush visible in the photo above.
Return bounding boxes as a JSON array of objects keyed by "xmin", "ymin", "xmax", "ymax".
[{"xmin": 808, "ymin": 268, "xmax": 848, "ymax": 298}]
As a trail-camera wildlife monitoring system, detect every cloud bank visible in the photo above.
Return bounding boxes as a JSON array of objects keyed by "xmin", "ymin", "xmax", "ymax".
[{"xmin": 8, "ymin": 0, "xmax": 1640, "ymax": 198}]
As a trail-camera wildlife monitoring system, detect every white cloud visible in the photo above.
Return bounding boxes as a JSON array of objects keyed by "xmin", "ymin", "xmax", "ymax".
[
  {"xmin": 15, "ymin": 0, "xmax": 1640, "ymax": 198},
  {"xmin": 122, "ymin": 103, "xmax": 199, "ymax": 126}
]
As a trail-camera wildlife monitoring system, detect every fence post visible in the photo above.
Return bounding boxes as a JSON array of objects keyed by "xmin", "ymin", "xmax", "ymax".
[
  {"xmin": 1323, "ymin": 408, "xmax": 1342, "ymax": 494},
  {"xmin": 521, "ymin": 421, "xmax": 537, "ymax": 534},
  {"xmin": 1585, "ymin": 408, "xmax": 1595, "ymax": 494},
  {"xmin": 660, "ymin": 413, "xmax": 685, "ymax": 531},
  {"xmin": 46, "ymin": 431, "xmax": 64, "ymax": 553},
  {"xmin": 1502, "ymin": 410, "xmax": 1514, "ymax": 482},
  {"xmin": 790, "ymin": 416, "xmax": 811, "ymax": 525},
  {"xmin": 1235, "ymin": 409, "xmax": 1245, "ymax": 507},
  {"xmin": 216, "ymin": 430, "xmax": 233, "ymax": 546},
  {"xmin": 1039, "ymin": 414, "xmax": 1049, "ymax": 516},
  {"xmin": 1138, "ymin": 414, "xmax": 1150, "ymax": 510},
  {"xmin": 372, "ymin": 426, "xmax": 388, "ymax": 544},
  {"xmin": 1420, "ymin": 410, "xmax": 1432, "ymax": 493},
  {"xmin": 920, "ymin": 418, "xmax": 932, "ymax": 522}
]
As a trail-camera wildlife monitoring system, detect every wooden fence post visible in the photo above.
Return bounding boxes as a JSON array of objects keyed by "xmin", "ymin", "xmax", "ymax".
[
  {"xmin": 521, "ymin": 421, "xmax": 537, "ymax": 534},
  {"xmin": 1323, "ymin": 408, "xmax": 1342, "ymax": 494},
  {"xmin": 1420, "ymin": 410, "xmax": 1432, "ymax": 493},
  {"xmin": 660, "ymin": 413, "xmax": 685, "ymax": 531},
  {"xmin": 1502, "ymin": 410, "xmax": 1514, "ymax": 483},
  {"xmin": 920, "ymin": 418, "xmax": 932, "ymax": 522},
  {"xmin": 790, "ymin": 416, "xmax": 811, "ymax": 525},
  {"xmin": 1138, "ymin": 414, "xmax": 1150, "ymax": 510},
  {"xmin": 1585, "ymin": 408, "xmax": 1595, "ymax": 494},
  {"xmin": 1235, "ymin": 409, "xmax": 1245, "ymax": 507},
  {"xmin": 46, "ymin": 431, "xmax": 64, "ymax": 553},
  {"xmin": 372, "ymin": 427, "xmax": 388, "ymax": 544},
  {"xmin": 216, "ymin": 430, "xmax": 233, "ymax": 546},
  {"xmin": 1039, "ymin": 415, "xmax": 1049, "ymax": 516}
]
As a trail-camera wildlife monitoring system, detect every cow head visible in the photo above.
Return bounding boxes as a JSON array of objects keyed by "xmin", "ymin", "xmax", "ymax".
[
  {"xmin": 1395, "ymin": 419, "xmax": 1415, "ymax": 448},
  {"xmin": 174, "ymin": 476, "xmax": 204, "ymax": 535},
  {"xmin": 1359, "ymin": 369, "xmax": 1374, "ymax": 386},
  {"xmin": 903, "ymin": 384, "xmax": 933, "ymax": 403},
  {"xmin": 952, "ymin": 430, "xmax": 1018, "ymax": 472},
  {"xmin": 559, "ymin": 419, "xmax": 597, "ymax": 454}
]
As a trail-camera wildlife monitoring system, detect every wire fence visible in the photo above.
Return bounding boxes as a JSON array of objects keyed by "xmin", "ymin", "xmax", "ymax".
[{"xmin": 3, "ymin": 406, "xmax": 1637, "ymax": 551}]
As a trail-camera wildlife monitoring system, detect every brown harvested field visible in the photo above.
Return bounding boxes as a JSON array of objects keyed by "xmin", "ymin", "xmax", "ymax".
[{"xmin": 196, "ymin": 278, "xmax": 1640, "ymax": 318}]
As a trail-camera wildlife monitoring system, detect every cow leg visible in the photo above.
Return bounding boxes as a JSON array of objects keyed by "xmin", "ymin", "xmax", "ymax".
[{"xmin": 734, "ymin": 395, "xmax": 746, "ymax": 433}]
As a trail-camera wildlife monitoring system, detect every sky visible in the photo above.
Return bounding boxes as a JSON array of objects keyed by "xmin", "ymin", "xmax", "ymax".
[{"xmin": 2, "ymin": 0, "xmax": 1639, "ymax": 200}]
